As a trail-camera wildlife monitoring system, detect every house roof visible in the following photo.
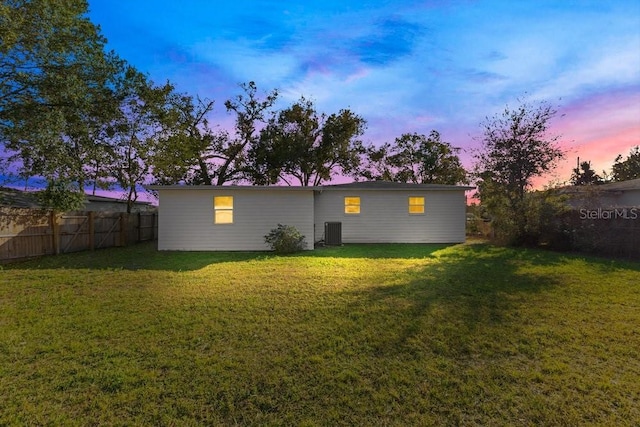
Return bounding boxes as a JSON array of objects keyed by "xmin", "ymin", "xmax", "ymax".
[
  {"xmin": 146, "ymin": 185, "xmax": 317, "ymax": 191},
  {"xmin": 147, "ymin": 181, "xmax": 474, "ymax": 192},
  {"xmin": 321, "ymin": 181, "xmax": 474, "ymax": 191},
  {"xmin": 85, "ymin": 194, "xmax": 152, "ymax": 205},
  {"xmin": 0, "ymin": 187, "xmax": 152, "ymax": 209},
  {"xmin": 0, "ymin": 187, "xmax": 41, "ymax": 208},
  {"xmin": 597, "ymin": 178, "xmax": 640, "ymax": 191},
  {"xmin": 560, "ymin": 178, "xmax": 640, "ymax": 194}
]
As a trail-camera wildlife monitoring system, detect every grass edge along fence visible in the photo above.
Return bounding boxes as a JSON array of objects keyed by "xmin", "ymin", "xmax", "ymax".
[{"xmin": 0, "ymin": 207, "xmax": 157, "ymax": 262}]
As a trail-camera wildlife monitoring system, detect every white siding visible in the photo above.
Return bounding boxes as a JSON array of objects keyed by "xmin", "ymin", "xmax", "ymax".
[
  {"xmin": 158, "ymin": 189, "xmax": 315, "ymax": 251},
  {"xmin": 314, "ymin": 189, "xmax": 466, "ymax": 243},
  {"xmin": 612, "ymin": 190, "xmax": 640, "ymax": 207}
]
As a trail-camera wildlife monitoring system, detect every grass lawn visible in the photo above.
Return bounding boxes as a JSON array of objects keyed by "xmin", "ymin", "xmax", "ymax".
[{"xmin": 1, "ymin": 242, "xmax": 639, "ymax": 426}]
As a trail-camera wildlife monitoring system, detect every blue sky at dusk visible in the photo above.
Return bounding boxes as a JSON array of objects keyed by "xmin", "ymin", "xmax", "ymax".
[{"xmin": 88, "ymin": 0, "xmax": 640, "ymax": 184}]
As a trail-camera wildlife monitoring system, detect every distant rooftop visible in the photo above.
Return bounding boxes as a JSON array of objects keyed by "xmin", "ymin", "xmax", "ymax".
[
  {"xmin": 0, "ymin": 187, "xmax": 153, "ymax": 210},
  {"xmin": 598, "ymin": 178, "xmax": 640, "ymax": 191},
  {"xmin": 560, "ymin": 178, "xmax": 640, "ymax": 193},
  {"xmin": 0, "ymin": 187, "xmax": 40, "ymax": 208}
]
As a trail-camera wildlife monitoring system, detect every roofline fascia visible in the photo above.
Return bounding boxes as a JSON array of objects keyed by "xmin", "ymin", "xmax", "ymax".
[
  {"xmin": 146, "ymin": 184, "xmax": 475, "ymax": 192},
  {"xmin": 145, "ymin": 185, "xmax": 320, "ymax": 191}
]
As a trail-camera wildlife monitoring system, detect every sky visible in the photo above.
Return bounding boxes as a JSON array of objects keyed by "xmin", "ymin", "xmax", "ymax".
[{"xmin": 85, "ymin": 0, "xmax": 640, "ymax": 187}]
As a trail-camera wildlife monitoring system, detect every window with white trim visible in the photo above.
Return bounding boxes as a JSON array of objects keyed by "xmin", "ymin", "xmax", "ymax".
[
  {"xmin": 214, "ymin": 196, "xmax": 233, "ymax": 224},
  {"xmin": 409, "ymin": 196, "xmax": 425, "ymax": 214},
  {"xmin": 344, "ymin": 196, "xmax": 360, "ymax": 214}
]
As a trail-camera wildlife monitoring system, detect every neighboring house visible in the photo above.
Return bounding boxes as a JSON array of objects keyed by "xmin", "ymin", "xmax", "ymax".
[
  {"xmin": 84, "ymin": 194, "xmax": 156, "ymax": 213},
  {"xmin": 561, "ymin": 178, "xmax": 640, "ymax": 209},
  {"xmin": 149, "ymin": 181, "xmax": 473, "ymax": 251},
  {"xmin": 0, "ymin": 187, "xmax": 42, "ymax": 208},
  {"xmin": 0, "ymin": 187, "xmax": 155, "ymax": 212}
]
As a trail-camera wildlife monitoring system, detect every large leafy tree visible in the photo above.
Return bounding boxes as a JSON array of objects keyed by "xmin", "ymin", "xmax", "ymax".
[
  {"xmin": 150, "ymin": 95, "xmax": 217, "ymax": 185},
  {"xmin": 150, "ymin": 82, "xmax": 279, "ymax": 186},
  {"xmin": 611, "ymin": 146, "xmax": 640, "ymax": 182},
  {"xmin": 0, "ymin": 0, "xmax": 123, "ymax": 203},
  {"xmin": 474, "ymin": 98, "xmax": 565, "ymax": 243},
  {"xmin": 362, "ymin": 131, "xmax": 467, "ymax": 184},
  {"xmin": 249, "ymin": 97, "xmax": 366, "ymax": 186},
  {"xmin": 106, "ymin": 68, "xmax": 179, "ymax": 212},
  {"xmin": 408, "ymin": 131, "xmax": 467, "ymax": 184}
]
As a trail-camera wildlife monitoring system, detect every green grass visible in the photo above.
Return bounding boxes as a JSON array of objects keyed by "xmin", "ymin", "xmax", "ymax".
[{"xmin": 1, "ymin": 242, "xmax": 639, "ymax": 426}]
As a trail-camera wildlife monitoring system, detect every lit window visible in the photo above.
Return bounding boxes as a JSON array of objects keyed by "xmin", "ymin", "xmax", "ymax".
[
  {"xmin": 344, "ymin": 196, "xmax": 360, "ymax": 214},
  {"xmin": 409, "ymin": 196, "xmax": 425, "ymax": 214},
  {"xmin": 214, "ymin": 196, "xmax": 233, "ymax": 224}
]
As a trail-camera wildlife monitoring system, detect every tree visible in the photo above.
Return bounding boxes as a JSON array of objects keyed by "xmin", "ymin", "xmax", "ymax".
[
  {"xmin": 249, "ymin": 97, "xmax": 366, "ymax": 186},
  {"xmin": 359, "ymin": 131, "xmax": 467, "ymax": 184},
  {"xmin": 570, "ymin": 159, "xmax": 602, "ymax": 185},
  {"xmin": 392, "ymin": 131, "xmax": 466, "ymax": 184},
  {"xmin": 148, "ymin": 82, "xmax": 282, "ymax": 187},
  {"xmin": 0, "ymin": 0, "xmax": 124, "ymax": 201},
  {"xmin": 37, "ymin": 179, "xmax": 86, "ymax": 212},
  {"xmin": 474, "ymin": 98, "xmax": 565, "ymax": 244},
  {"xmin": 217, "ymin": 81, "xmax": 278, "ymax": 185},
  {"xmin": 358, "ymin": 142, "xmax": 395, "ymax": 182},
  {"xmin": 611, "ymin": 146, "xmax": 640, "ymax": 182},
  {"xmin": 106, "ymin": 68, "xmax": 178, "ymax": 212},
  {"xmin": 150, "ymin": 95, "xmax": 217, "ymax": 185},
  {"xmin": 150, "ymin": 82, "xmax": 279, "ymax": 186}
]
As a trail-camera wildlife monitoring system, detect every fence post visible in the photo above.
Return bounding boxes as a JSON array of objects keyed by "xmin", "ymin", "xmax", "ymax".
[
  {"xmin": 119, "ymin": 212, "xmax": 127, "ymax": 247},
  {"xmin": 50, "ymin": 211, "xmax": 60, "ymax": 255},
  {"xmin": 151, "ymin": 212, "xmax": 156, "ymax": 241},
  {"xmin": 88, "ymin": 211, "xmax": 95, "ymax": 251},
  {"xmin": 137, "ymin": 212, "xmax": 142, "ymax": 243}
]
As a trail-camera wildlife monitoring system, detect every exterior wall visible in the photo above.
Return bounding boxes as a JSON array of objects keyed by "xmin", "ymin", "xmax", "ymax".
[
  {"xmin": 157, "ymin": 189, "xmax": 314, "ymax": 251},
  {"xmin": 314, "ymin": 189, "xmax": 467, "ymax": 244},
  {"xmin": 611, "ymin": 190, "xmax": 640, "ymax": 207}
]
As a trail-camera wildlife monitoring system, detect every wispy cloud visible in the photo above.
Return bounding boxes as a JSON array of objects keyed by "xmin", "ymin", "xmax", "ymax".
[{"xmin": 350, "ymin": 17, "xmax": 425, "ymax": 65}]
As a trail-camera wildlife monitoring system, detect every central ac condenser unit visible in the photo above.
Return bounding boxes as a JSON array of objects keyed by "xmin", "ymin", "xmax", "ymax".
[{"xmin": 324, "ymin": 222, "xmax": 342, "ymax": 246}]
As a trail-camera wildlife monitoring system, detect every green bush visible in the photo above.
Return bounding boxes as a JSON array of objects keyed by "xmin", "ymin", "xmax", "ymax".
[
  {"xmin": 264, "ymin": 224, "xmax": 307, "ymax": 254},
  {"xmin": 37, "ymin": 180, "xmax": 86, "ymax": 212},
  {"xmin": 481, "ymin": 188, "xmax": 570, "ymax": 247}
]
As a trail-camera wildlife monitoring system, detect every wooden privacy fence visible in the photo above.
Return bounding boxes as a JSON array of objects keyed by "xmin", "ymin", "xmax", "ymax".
[{"xmin": 0, "ymin": 208, "xmax": 157, "ymax": 262}]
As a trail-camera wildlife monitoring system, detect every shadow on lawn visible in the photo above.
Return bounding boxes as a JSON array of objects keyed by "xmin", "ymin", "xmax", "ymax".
[{"xmin": 341, "ymin": 244, "xmax": 568, "ymax": 357}]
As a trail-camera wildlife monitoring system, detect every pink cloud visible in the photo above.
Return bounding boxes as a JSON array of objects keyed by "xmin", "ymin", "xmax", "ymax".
[
  {"xmin": 551, "ymin": 89, "xmax": 640, "ymax": 183},
  {"xmin": 345, "ymin": 67, "xmax": 370, "ymax": 83}
]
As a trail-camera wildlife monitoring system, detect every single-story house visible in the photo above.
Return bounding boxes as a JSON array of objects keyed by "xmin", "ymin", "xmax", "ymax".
[
  {"xmin": 149, "ymin": 181, "xmax": 474, "ymax": 251},
  {"xmin": 561, "ymin": 178, "xmax": 640, "ymax": 209}
]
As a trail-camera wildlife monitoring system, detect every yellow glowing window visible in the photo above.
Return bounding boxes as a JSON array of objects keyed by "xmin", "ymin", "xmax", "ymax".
[
  {"xmin": 214, "ymin": 196, "xmax": 233, "ymax": 224},
  {"xmin": 409, "ymin": 196, "xmax": 425, "ymax": 214},
  {"xmin": 344, "ymin": 196, "xmax": 360, "ymax": 214}
]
